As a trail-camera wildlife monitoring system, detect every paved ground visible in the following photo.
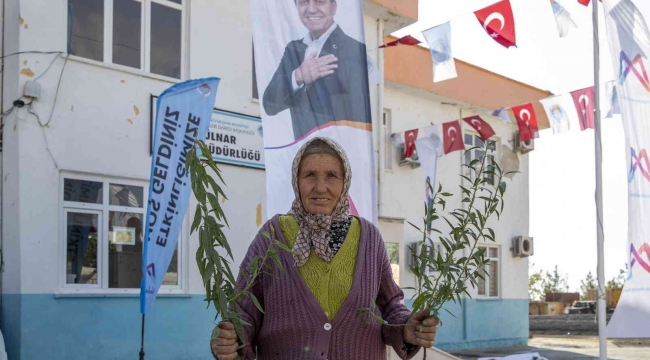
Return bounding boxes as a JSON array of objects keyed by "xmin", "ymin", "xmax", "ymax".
[{"xmin": 448, "ymin": 336, "xmax": 650, "ymax": 360}]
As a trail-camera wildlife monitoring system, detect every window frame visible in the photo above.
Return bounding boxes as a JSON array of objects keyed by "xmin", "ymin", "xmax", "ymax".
[
  {"xmin": 476, "ymin": 244, "xmax": 501, "ymax": 299},
  {"xmin": 462, "ymin": 132, "xmax": 499, "ymax": 185},
  {"xmin": 58, "ymin": 173, "xmax": 186, "ymax": 295},
  {"xmin": 67, "ymin": 0, "xmax": 187, "ymax": 80}
]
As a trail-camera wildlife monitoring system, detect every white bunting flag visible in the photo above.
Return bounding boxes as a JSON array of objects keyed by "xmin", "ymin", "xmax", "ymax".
[
  {"xmin": 551, "ymin": 0, "xmax": 578, "ymax": 38},
  {"xmin": 422, "ymin": 22, "xmax": 458, "ymax": 83},
  {"xmin": 539, "ymin": 94, "xmax": 579, "ymax": 135}
]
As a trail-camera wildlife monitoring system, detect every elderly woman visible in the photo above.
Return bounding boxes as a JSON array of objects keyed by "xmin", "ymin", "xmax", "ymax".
[{"xmin": 211, "ymin": 137, "xmax": 438, "ymax": 359}]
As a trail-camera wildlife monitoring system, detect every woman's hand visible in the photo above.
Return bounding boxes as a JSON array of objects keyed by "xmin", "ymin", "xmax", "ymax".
[
  {"xmin": 403, "ymin": 309, "xmax": 439, "ymax": 348},
  {"xmin": 210, "ymin": 321, "xmax": 239, "ymax": 360}
]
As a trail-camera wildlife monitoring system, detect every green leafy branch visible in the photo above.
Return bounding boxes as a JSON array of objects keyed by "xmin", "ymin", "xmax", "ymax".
[
  {"xmin": 359, "ymin": 139, "xmax": 516, "ymax": 356},
  {"xmin": 186, "ymin": 140, "xmax": 289, "ymax": 360}
]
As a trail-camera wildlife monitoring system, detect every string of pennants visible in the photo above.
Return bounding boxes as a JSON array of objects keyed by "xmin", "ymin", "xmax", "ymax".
[
  {"xmin": 378, "ymin": 0, "xmax": 600, "ymax": 83},
  {"xmin": 390, "ymin": 78, "xmax": 620, "ymax": 159},
  {"xmin": 387, "ymin": 0, "xmax": 615, "ymax": 159}
]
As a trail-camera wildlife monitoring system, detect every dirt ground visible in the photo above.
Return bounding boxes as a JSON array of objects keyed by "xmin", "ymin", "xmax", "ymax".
[{"xmin": 449, "ymin": 335, "xmax": 650, "ymax": 360}]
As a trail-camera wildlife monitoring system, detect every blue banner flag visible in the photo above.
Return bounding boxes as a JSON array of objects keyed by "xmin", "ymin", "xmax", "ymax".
[{"xmin": 140, "ymin": 77, "xmax": 220, "ymax": 314}]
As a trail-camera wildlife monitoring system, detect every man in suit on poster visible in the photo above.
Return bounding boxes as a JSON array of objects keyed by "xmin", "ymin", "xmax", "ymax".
[{"xmin": 263, "ymin": 0, "xmax": 372, "ymax": 141}]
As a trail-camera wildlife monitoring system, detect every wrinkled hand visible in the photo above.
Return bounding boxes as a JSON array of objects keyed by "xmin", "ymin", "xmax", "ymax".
[
  {"xmin": 295, "ymin": 53, "xmax": 338, "ymax": 86},
  {"xmin": 404, "ymin": 309, "xmax": 439, "ymax": 348},
  {"xmin": 210, "ymin": 321, "xmax": 239, "ymax": 360}
]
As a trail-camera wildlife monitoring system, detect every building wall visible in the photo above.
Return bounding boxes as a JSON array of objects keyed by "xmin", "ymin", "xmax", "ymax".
[
  {"xmin": 1, "ymin": 0, "xmax": 530, "ymax": 358},
  {"xmin": 0, "ymin": 0, "xmax": 381, "ymax": 359},
  {"xmin": 382, "ymin": 85, "xmax": 531, "ymax": 350}
]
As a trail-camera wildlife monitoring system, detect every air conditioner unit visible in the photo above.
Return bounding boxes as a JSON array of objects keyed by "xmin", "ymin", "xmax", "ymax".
[
  {"xmin": 398, "ymin": 143, "xmax": 421, "ymax": 168},
  {"xmin": 512, "ymin": 236, "xmax": 534, "ymax": 257},
  {"xmin": 514, "ymin": 131, "xmax": 534, "ymax": 154},
  {"xmin": 408, "ymin": 241, "xmax": 442, "ymax": 275}
]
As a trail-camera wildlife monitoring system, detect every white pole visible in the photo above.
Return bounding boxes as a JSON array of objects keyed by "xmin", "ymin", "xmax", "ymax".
[
  {"xmin": 377, "ymin": 18, "xmax": 385, "ymax": 218},
  {"xmin": 591, "ymin": 1, "xmax": 607, "ymax": 359}
]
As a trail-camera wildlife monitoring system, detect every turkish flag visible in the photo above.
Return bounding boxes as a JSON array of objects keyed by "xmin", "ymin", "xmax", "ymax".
[
  {"xmin": 571, "ymin": 87, "xmax": 595, "ymax": 131},
  {"xmin": 475, "ymin": 0, "xmax": 517, "ymax": 48},
  {"xmin": 404, "ymin": 129, "xmax": 419, "ymax": 158},
  {"xmin": 463, "ymin": 116, "xmax": 495, "ymax": 141},
  {"xmin": 512, "ymin": 104, "xmax": 539, "ymax": 142},
  {"xmin": 442, "ymin": 121, "xmax": 465, "ymax": 155},
  {"xmin": 379, "ymin": 35, "xmax": 422, "ymax": 49},
  {"xmin": 578, "ymin": 0, "xmax": 602, "ymax": 6}
]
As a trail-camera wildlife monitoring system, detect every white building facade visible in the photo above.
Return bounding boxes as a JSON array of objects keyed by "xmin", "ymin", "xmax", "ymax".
[{"xmin": 0, "ymin": 0, "xmax": 548, "ymax": 359}]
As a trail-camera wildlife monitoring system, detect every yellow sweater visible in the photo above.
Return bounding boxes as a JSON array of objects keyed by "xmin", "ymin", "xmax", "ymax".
[{"xmin": 279, "ymin": 215, "xmax": 360, "ymax": 321}]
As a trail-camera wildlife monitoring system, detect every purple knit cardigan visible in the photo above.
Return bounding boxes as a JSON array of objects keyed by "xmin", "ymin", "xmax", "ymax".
[{"xmin": 234, "ymin": 215, "xmax": 421, "ymax": 360}]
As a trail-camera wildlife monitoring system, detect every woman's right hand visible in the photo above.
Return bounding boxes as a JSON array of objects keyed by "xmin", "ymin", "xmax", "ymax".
[{"xmin": 210, "ymin": 321, "xmax": 239, "ymax": 360}]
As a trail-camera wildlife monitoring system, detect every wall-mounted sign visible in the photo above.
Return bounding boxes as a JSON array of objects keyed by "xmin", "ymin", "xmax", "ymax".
[{"xmin": 150, "ymin": 95, "xmax": 265, "ymax": 169}]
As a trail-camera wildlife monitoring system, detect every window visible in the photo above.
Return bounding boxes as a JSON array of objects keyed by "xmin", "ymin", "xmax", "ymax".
[
  {"xmin": 252, "ymin": 44, "xmax": 259, "ymax": 100},
  {"xmin": 68, "ymin": 0, "xmax": 184, "ymax": 79},
  {"xmin": 383, "ymin": 109, "xmax": 393, "ymax": 170},
  {"xmin": 477, "ymin": 246, "xmax": 499, "ymax": 298},
  {"xmin": 463, "ymin": 134, "xmax": 497, "ymax": 183},
  {"xmin": 62, "ymin": 176, "xmax": 181, "ymax": 292}
]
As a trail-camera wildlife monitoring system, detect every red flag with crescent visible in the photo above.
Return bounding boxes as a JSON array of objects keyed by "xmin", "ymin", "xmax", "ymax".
[
  {"xmin": 379, "ymin": 35, "xmax": 422, "ymax": 49},
  {"xmin": 403, "ymin": 129, "xmax": 419, "ymax": 158},
  {"xmin": 571, "ymin": 87, "xmax": 595, "ymax": 131},
  {"xmin": 442, "ymin": 121, "xmax": 465, "ymax": 155},
  {"xmin": 463, "ymin": 116, "xmax": 495, "ymax": 141},
  {"xmin": 475, "ymin": 0, "xmax": 517, "ymax": 48},
  {"xmin": 512, "ymin": 104, "xmax": 539, "ymax": 142},
  {"xmin": 578, "ymin": 0, "xmax": 601, "ymax": 6}
]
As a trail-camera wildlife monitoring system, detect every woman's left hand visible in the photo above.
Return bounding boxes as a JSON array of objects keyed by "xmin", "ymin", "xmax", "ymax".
[{"xmin": 403, "ymin": 309, "xmax": 439, "ymax": 348}]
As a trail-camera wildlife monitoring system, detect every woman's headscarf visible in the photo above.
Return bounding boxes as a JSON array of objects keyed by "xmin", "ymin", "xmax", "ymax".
[{"xmin": 289, "ymin": 137, "xmax": 352, "ymax": 267}]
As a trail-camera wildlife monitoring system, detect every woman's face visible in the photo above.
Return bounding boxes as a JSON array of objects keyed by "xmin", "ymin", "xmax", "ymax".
[{"xmin": 298, "ymin": 154, "xmax": 344, "ymax": 215}]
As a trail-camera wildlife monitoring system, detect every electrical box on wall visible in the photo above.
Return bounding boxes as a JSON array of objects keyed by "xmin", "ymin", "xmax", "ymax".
[
  {"xmin": 512, "ymin": 236, "xmax": 534, "ymax": 257},
  {"xmin": 514, "ymin": 131, "xmax": 534, "ymax": 154},
  {"xmin": 398, "ymin": 143, "xmax": 421, "ymax": 168},
  {"xmin": 24, "ymin": 80, "xmax": 41, "ymax": 99}
]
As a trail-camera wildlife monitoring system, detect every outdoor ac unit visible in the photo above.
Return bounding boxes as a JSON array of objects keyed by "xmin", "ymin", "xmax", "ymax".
[
  {"xmin": 398, "ymin": 143, "xmax": 421, "ymax": 168},
  {"xmin": 514, "ymin": 131, "xmax": 534, "ymax": 154},
  {"xmin": 512, "ymin": 236, "xmax": 534, "ymax": 257},
  {"xmin": 408, "ymin": 241, "xmax": 442, "ymax": 275}
]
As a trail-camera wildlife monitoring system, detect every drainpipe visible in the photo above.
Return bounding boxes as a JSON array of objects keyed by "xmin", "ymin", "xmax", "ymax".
[
  {"xmin": 460, "ymin": 108, "xmax": 468, "ymax": 341},
  {"xmin": 377, "ymin": 18, "xmax": 385, "ymax": 218},
  {"xmin": 0, "ymin": 0, "xmax": 6, "ymax": 330}
]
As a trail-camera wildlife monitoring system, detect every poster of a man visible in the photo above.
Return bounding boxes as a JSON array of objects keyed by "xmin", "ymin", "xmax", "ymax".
[
  {"xmin": 252, "ymin": 0, "xmax": 376, "ymax": 222},
  {"xmin": 262, "ymin": 0, "xmax": 372, "ymax": 141}
]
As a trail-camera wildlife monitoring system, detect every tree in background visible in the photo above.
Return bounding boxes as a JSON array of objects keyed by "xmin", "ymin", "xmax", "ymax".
[
  {"xmin": 580, "ymin": 271, "xmax": 596, "ymax": 300},
  {"xmin": 528, "ymin": 263, "xmax": 545, "ymax": 302},
  {"xmin": 543, "ymin": 265, "xmax": 570, "ymax": 294},
  {"xmin": 607, "ymin": 266, "xmax": 627, "ymax": 290}
]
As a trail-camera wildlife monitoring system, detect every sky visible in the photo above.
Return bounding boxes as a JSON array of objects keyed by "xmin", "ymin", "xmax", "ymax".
[{"xmin": 393, "ymin": 0, "xmax": 628, "ymax": 292}]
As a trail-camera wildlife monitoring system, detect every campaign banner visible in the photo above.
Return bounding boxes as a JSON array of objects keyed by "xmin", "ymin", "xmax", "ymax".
[
  {"xmin": 251, "ymin": 0, "xmax": 375, "ymax": 221},
  {"xmin": 603, "ymin": 0, "xmax": 650, "ymax": 338},
  {"xmin": 140, "ymin": 78, "xmax": 220, "ymax": 314}
]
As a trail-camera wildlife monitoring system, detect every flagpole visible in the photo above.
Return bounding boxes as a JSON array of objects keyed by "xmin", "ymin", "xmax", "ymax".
[
  {"xmin": 139, "ymin": 314, "xmax": 146, "ymax": 359},
  {"xmin": 591, "ymin": 1, "xmax": 607, "ymax": 359}
]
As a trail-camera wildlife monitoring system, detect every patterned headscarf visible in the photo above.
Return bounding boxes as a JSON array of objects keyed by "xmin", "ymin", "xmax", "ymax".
[{"xmin": 289, "ymin": 137, "xmax": 352, "ymax": 267}]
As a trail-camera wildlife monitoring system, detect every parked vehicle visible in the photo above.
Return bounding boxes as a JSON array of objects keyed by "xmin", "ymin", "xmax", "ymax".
[{"xmin": 564, "ymin": 301, "xmax": 597, "ymax": 314}]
